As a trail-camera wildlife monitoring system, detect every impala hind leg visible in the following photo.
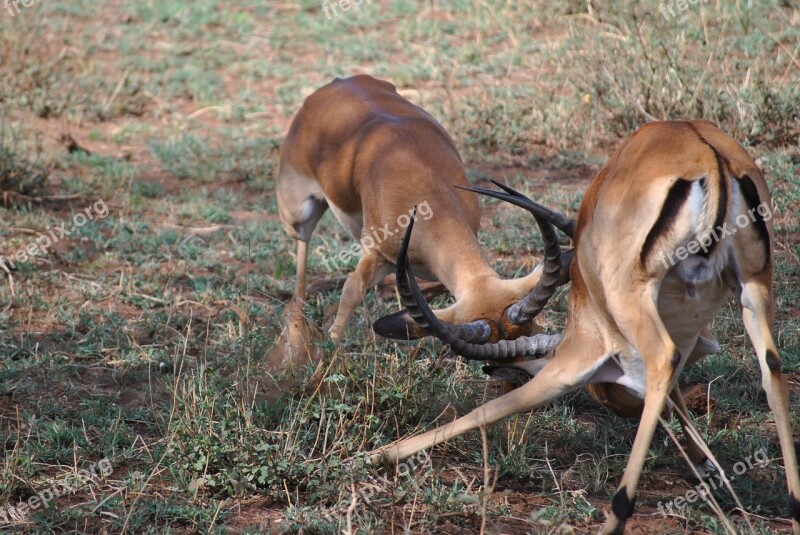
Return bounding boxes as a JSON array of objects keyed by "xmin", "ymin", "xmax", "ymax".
[
  {"xmin": 329, "ymin": 252, "xmax": 393, "ymax": 341},
  {"xmin": 669, "ymin": 327, "xmax": 721, "ymax": 477},
  {"xmin": 670, "ymin": 387, "xmax": 716, "ymax": 477},
  {"xmin": 266, "ymin": 240, "xmax": 321, "ymax": 376},
  {"xmin": 601, "ymin": 291, "xmax": 681, "ymax": 535},
  {"xmin": 272, "ymin": 166, "xmax": 328, "ymax": 371},
  {"xmin": 293, "ymin": 240, "xmax": 309, "ymax": 301},
  {"xmin": 669, "ymin": 325, "xmax": 719, "ymax": 477},
  {"xmin": 276, "ymin": 165, "xmax": 329, "ymax": 298},
  {"xmin": 740, "ymin": 281, "xmax": 800, "ymax": 534}
]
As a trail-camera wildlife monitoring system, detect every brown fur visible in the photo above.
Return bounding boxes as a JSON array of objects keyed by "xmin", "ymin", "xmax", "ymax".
[
  {"xmin": 372, "ymin": 120, "xmax": 800, "ymax": 534},
  {"xmin": 276, "ymin": 75, "xmax": 549, "ymax": 348}
]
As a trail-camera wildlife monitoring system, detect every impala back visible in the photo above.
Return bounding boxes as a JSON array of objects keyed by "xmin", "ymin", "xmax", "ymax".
[{"xmin": 277, "ymin": 75, "xmax": 483, "ymax": 276}]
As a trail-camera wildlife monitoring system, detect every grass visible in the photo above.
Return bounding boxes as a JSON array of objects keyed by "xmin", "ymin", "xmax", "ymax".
[
  {"xmin": 0, "ymin": 119, "xmax": 47, "ymax": 200},
  {"xmin": 0, "ymin": 0, "xmax": 798, "ymax": 533}
]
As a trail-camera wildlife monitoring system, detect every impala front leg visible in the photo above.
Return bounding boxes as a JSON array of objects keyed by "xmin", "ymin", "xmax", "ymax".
[
  {"xmin": 601, "ymin": 358, "xmax": 677, "ymax": 534},
  {"xmin": 370, "ymin": 338, "xmax": 612, "ymax": 465},
  {"xmin": 329, "ymin": 252, "xmax": 393, "ymax": 342},
  {"xmin": 266, "ymin": 240, "xmax": 315, "ymax": 373}
]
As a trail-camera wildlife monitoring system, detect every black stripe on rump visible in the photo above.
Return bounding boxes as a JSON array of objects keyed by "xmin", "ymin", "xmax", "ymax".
[
  {"xmin": 735, "ymin": 174, "xmax": 771, "ymax": 262},
  {"xmin": 640, "ymin": 179, "xmax": 692, "ymax": 266}
]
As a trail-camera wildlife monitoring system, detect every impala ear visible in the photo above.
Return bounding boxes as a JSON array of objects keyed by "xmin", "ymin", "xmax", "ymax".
[{"xmin": 372, "ymin": 310, "xmax": 430, "ymax": 340}]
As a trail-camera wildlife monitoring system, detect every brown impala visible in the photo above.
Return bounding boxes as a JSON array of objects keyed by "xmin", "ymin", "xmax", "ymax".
[
  {"xmin": 370, "ymin": 120, "xmax": 800, "ymax": 534},
  {"xmin": 276, "ymin": 74, "xmax": 568, "ymax": 366}
]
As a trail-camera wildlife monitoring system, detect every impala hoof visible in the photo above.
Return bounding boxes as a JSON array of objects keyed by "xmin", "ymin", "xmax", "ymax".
[{"xmin": 328, "ymin": 324, "xmax": 344, "ymax": 342}]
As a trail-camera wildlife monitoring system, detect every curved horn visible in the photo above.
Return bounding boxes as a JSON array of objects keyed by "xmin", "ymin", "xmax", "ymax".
[
  {"xmin": 392, "ymin": 207, "xmax": 493, "ymax": 344},
  {"xmin": 457, "ymin": 182, "xmax": 565, "ymax": 326},
  {"xmin": 487, "ymin": 179, "xmax": 576, "ymax": 237},
  {"xmin": 396, "ymin": 208, "xmax": 561, "ymax": 361}
]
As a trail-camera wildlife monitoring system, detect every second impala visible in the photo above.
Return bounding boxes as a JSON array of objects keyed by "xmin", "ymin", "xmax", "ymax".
[{"xmin": 276, "ymin": 74, "xmax": 567, "ymax": 362}]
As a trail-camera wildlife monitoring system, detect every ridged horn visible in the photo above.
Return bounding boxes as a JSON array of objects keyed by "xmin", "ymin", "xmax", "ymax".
[
  {"xmin": 393, "ymin": 207, "xmax": 493, "ymax": 344},
  {"xmin": 457, "ymin": 181, "xmax": 565, "ymax": 326},
  {"xmin": 396, "ymin": 208, "xmax": 561, "ymax": 361}
]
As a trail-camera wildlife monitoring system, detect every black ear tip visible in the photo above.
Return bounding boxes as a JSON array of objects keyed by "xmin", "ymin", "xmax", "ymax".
[
  {"xmin": 372, "ymin": 310, "xmax": 419, "ymax": 340},
  {"xmin": 371, "ymin": 315, "xmax": 394, "ymax": 335}
]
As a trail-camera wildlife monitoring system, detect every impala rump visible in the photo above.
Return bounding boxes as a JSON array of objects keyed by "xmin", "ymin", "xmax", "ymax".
[{"xmin": 369, "ymin": 121, "xmax": 800, "ymax": 534}]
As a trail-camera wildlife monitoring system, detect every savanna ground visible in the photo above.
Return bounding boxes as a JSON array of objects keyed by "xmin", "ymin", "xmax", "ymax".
[{"xmin": 0, "ymin": 0, "xmax": 799, "ymax": 533}]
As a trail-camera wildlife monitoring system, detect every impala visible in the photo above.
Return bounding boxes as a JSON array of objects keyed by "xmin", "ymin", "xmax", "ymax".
[
  {"xmin": 370, "ymin": 120, "xmax": 800, "ymax": 534},
  {"xmin": 276, "ymin": 74, "xmax": 568, "ymax": 365}
]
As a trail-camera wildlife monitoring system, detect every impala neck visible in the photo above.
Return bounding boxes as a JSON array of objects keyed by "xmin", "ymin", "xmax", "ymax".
[
  {"xmin": 427, "ymin": 224, "xmax": 546, "ymax": 306},
  {"xmin": 425, "ymin": 224, "xmax": 498, "ymax": 301}
]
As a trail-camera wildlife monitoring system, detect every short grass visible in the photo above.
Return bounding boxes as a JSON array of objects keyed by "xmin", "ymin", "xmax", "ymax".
[{"xmin": 0, "ymin": 0, "xmax": 798, "ymax": 533}]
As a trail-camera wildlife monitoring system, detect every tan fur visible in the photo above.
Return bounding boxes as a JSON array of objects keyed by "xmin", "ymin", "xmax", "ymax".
[
  {"xmin": 276, "ymin": 75, "xmax": 548, "ymax": 348},
  {"xmin": 371, "ymin": 120, "xmax": 800, "ymax": 534}
]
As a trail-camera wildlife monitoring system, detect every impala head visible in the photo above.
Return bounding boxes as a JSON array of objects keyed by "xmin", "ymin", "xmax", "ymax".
[
  {"xmin": 371, "ymin": 265, "xmax": 569, "ymax": 343},
  {"xmin": 373, "ymin": 181, "xmax": 576, "ymax": 365}
]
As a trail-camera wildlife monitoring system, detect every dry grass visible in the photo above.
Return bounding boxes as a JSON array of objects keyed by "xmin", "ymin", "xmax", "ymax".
[{"xmin": 0, "ymin": 0, "xmax": 798, "ymax": 533}]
